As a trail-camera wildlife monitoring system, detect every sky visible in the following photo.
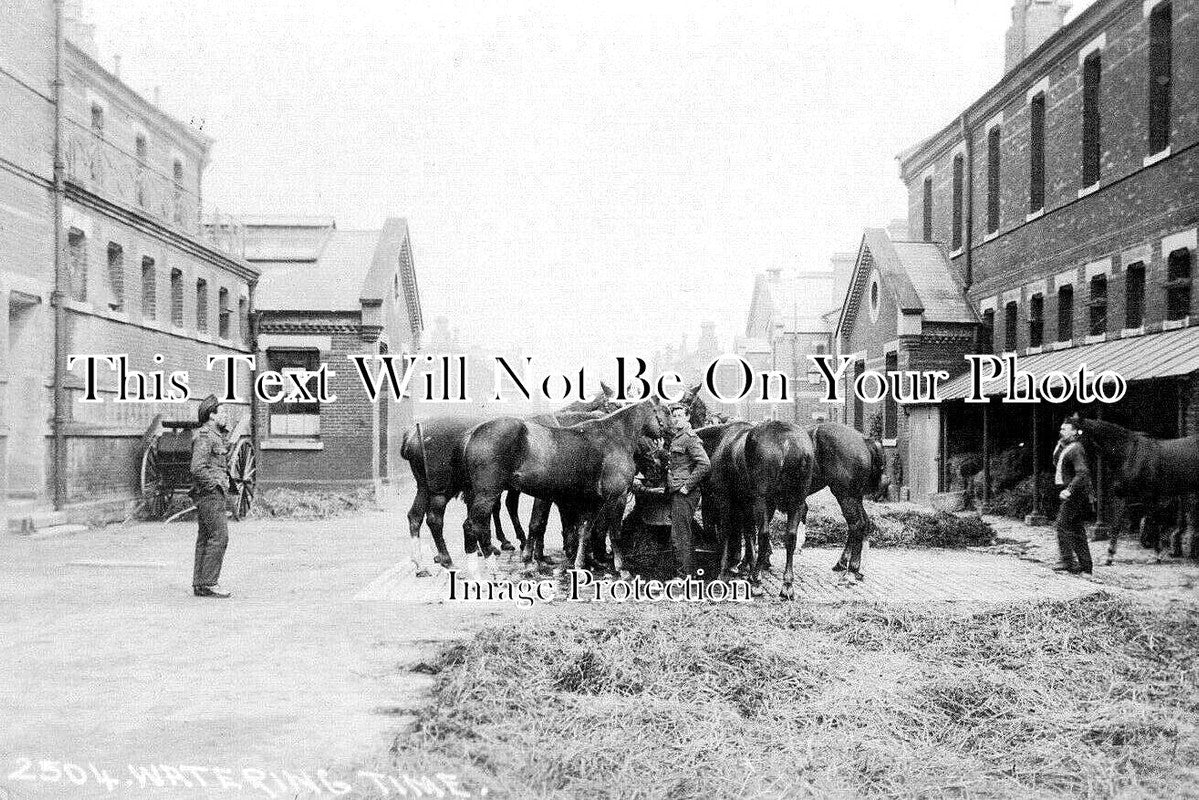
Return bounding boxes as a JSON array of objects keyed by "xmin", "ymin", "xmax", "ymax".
[{"xmin": 85, "ymin": 0, "xmax": 1092, "ymax": 378}]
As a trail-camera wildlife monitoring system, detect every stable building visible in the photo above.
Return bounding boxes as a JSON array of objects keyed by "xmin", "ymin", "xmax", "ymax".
[
  {"xmin": 891, "ymin": 0, "xmax": 1198, "ymax": 540},
  {"xmin": 241, "ymin": 216, "xmax": 423, "ymax": 493}
]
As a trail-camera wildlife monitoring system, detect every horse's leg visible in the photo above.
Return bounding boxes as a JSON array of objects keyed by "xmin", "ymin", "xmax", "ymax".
[
  {"xmin": 492, "ymin": 496, "xmax": 516, "ymax": 552},
  {"xmin": 465, "ymin": 490, "xmax": 499, "ymax": 576},
  {"xmin": 755, "ymin": 502, "xmax": 774, "ymax": 575},
  {"xmin": 524, "ymin": 498, "xmax": 547, "ymax": 565},
  {"xmin": 1106, "ymin": 501, "xmax": 1126, "ymax": 566},
  {"xmin": 506, "ymin": 490, "xmax": 527, "ymax": 547},
  {"xmin": 606, "ymin": 495, "xmax": 632, "ymax": 579},
  {"xmin": 834, "ymin": 492, "xmax": 870, "ymax": 580},
  {"xmin": 424, "ymin": 493, "xmax": 453, "ymax": 569},
  {"xmin": 573, "ymin": 510, "xmax": 596, "ymax": 572},
  {"xmin": 407, "ymin": 482, "xmax": 431, "ymax": 575},
  {"xmin": 779, "ymin": 504, "xmax": 805, "ymax": 601}
]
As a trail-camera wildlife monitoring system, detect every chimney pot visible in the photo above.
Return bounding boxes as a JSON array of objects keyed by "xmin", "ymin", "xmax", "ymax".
[{"xmin": 1005, "ymin": 0, "xmax": 1072, "ymax": 74}]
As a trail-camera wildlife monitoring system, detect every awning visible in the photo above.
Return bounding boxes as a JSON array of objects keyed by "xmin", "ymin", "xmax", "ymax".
[{"xmin": 933, "ymin": 324, "xmax": 1199, "ymax": 401}]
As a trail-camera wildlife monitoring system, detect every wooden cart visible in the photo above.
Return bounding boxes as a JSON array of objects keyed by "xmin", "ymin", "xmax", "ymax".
[{"xmin": 139, "ymin": 414, "xmax": 256, "ymax": 520}]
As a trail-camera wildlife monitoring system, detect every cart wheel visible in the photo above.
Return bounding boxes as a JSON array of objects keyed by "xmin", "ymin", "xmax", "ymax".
[
  {"xmin": 140, "ymin": 445, "xmax": 170, "ymax": 519},
  {"xmin": 229, "ymin": 438, "xmax": 257, "ymax": 520}
]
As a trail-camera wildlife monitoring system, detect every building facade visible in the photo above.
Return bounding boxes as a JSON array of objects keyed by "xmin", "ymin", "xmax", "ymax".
[
  {"xmin": 241, "ymin": 217, "xmax": 423, "ymax": 493},
  {"xmin": 3, "ymin": 5, "xmax": 257, "ymax": 528},
  {"xmin": 893, "ymin": 0, "xmax": 1198, "ymax": 524}
]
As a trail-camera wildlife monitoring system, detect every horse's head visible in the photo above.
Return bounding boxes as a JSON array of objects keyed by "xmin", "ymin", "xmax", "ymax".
[
  {"xmin": 1075, "ymin": 416, "xmax": 1135, "ymax": 460},
  {"xmin": 681, "ymin": 383, "xmax": 709, "ymax": 429},
  {"xmin": 641, "ymin": 396, "xmax": 668, "ymax": 440}
]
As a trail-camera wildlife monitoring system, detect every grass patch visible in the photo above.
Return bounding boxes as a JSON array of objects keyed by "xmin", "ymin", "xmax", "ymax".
[
  {"xmin": 249, "ymin": 487, "xmax": 377, "ymax": 520},
  {"xmin": 770, "ymin": 507, "xmax": 996, "ymax": 549},
  {"xmin": 383, "ymin": 595, "xmax": 1199, "ymax": 798}
]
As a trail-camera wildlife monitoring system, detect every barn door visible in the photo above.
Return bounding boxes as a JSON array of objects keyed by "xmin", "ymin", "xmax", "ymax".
[{"xmin": 907, "ymin": 406, "xmax": 941, "ymax": 505}]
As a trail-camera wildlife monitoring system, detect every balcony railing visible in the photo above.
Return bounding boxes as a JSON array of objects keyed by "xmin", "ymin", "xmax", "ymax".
[{"xmin": 63, "ymin": 120, "xmax": 245, "ymax": 258}]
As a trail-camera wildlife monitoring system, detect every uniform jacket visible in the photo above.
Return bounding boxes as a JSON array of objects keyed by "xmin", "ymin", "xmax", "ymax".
[
  {"xmin": 1053, "ymin": 439, "xmax": 1091, "ymax": 497},
  {"xmin": 191, "ymin": 420, "xmax": 230, "ymax": 495},
  {"xmin": 666, "ymin": 427, "xmax": 711, "ymax": 493}
]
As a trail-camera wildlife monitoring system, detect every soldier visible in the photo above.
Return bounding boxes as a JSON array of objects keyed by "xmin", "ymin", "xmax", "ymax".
[
  {"xmin": 191, "ymin": 394, "xmax": 233, "ymax": 598},
  {"xmin": 1052, "ymin": 414, "xmax": 1093, "ymax": 575},
  {"xmin": 665, "ymin": 402, "xmax": 710, "ymax": 578}
]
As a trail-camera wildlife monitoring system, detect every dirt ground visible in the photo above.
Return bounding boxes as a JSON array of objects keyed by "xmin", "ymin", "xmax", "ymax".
[{"xmin": 2, "ymin": 487, "xmax": 1196, "ymax": 800}]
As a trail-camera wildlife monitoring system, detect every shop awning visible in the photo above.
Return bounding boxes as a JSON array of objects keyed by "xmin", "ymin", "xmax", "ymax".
[{"xmin": 933, "ymin": 325, "xmax": 1199, "ymax": 401}]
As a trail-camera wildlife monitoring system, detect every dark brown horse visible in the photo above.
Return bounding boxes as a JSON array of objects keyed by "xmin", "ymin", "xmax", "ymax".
[
  {"xmin": 1076, "ymin": 417, "xmax": 1199, "ymax": 564},
  {"xmin": 461, "ymin": 399, "xmax": 667, "ymax": 574},
  {"xmin": 805, "ymin": 421, "xmax": 886, "ymax": 581},
  {"xmin": 698, "ymin": 420, "xmax": 816, "ymax": 598},
  {"xmin": 401, "ymin": 387, "xmax": 615, "ymax": 570}
]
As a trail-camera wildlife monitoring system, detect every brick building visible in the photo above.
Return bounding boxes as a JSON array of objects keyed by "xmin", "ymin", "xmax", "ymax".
[
  {"xmin": 834, "ymin": 230, "xmax": 978, "ymax": 501},
  {"xmin": 2, "ymin": 4, "xmax": 257, "ymax": 528},
  {"xmin": 241, "ymin": 217, "xmax": 423, "ymax": 492},
  {"xmin": 892, "ymin": 0, "xmax": 1198, "ymax": 523},
  {"xmin": 738, "ymin": 267, "xmax": 838, "ymax": 424}
]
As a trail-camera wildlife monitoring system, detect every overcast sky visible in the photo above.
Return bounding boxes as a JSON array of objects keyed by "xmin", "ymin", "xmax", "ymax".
[{"xmin": 86, "ymin": 0, "xmax": 1090, "ymax": 378}]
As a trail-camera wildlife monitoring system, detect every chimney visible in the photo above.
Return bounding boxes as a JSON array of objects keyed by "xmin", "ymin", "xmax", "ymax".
[
  {"xmin": 63, "ymin": 0, "xmax": 99, "ymax": 59},
  {"xmin": 1005, "ymin": 0, "xmax": 1071, "ymax": 73},
  {"xmin": 766, "ymin": 267, "xmax": 782, "ymax": 282},
  {"xmin": 113, "ymin": 54, "xmax": 121, "ymax": 78}
]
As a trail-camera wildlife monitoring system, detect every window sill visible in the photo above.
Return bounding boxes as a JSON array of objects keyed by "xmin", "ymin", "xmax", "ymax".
[
  {"xmin": 1162, "ymin": 318, "xmax": 1187, "ymax": 331},
  {"xmin": 1077, "ymin": 182, "xmax": 1100, "ymax": 199},
  {"xmin": 1120, "ymin": 326, "xmax": 1145, "ymax": 338},
  {"xmin": 1084, "ymin": 334, "xmax": 1106, "ymax": 345},
  {"xmin": 1025, "ymin": 346, "xmax": 1043, "ymax": 355},
  {"xmin": 949, "ymin": 247, "xmax": 964, "ymax": 259},
  {"xmin": 983, "ymin": 231, "xmax": 999, "ymax": 243},
  {"xmin": 1051, "ymin": 340, "xmax": 1073, "ymax": 351},
  {"xmin": 1143, "ymin": 147, "xmax": 1171, "ymax": 167},
  {"xmin": 1026, "ymin": 208, "xmax": 1045, "ymax": 222},
  {"xmin": 882, "ymin": 438, "xmax": 898, "ymax": 448},
  {"xmin": 261, "ymin": 439, "xmax": 324, "ymax": 451}
]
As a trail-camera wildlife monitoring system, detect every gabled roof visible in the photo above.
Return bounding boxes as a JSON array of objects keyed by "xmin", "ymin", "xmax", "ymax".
[
  {"xmin": 745, "ymin": 269, "xmax": 835, "ymax": 337},
  {"xmin": 251, "ymin": 218, "xmax": 419, "ymax": 317},
  {"xmin": 837, "ymin": 229, "xmax": 976, "ymax": 338}
]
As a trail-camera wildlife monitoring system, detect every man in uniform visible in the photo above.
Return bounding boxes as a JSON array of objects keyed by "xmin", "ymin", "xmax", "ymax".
[
  {"xmin": 665, "ymin": 402, "xmax": 710, "ymax": 578},
  {"xmin": 1052, "ymin": 414, "xmax": 1093, "ymax": 574},
  {"xmin": 191, "ymin": 394, "xmax": 233, "ymax": 597}
]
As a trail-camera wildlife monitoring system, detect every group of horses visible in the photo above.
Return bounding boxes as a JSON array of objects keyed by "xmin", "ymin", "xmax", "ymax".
[{"xmin": 400, "ymin": 385, "xmax": 885, "ymax": 598}]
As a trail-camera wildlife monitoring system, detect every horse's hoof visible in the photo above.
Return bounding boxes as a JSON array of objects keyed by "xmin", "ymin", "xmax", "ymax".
[
  {"xmin": 434, "ymin": 555, "xmax": 453, "ymax": 568},
  {"xmin": 850, "ymin": 570, "xmax": 865, "ymax": 582},
  {"xmin": 779, "ymin": 586, "xmax": 794, "ymax": 601},
  {"xmin": 831, "ymin": 562, "xmax": 846, "ymax": 572},
  {"xmin": 1105, "ymin": 558, "xmax": 1114, "ymax": 566},
  {"xmin": 619, "ymin": 570, "xmax": 633, "ymax": 582},
  {"xmin": 415, "ymin": 567, "xmax": 432, "ymax": 578},
  {"xmin": 749, "ymin": 583, "xmax": 765, "ymax": 598},
  {"xmin": 500, "ymin": 542, "xmax": 516, "ymax": 552}
]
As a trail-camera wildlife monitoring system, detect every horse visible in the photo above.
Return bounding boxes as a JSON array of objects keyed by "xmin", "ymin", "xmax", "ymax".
[
  {"xmin": 1075, "ymin": 417, "xmax": 1199, "ymax": 564},
  {"xmin": 805, "ymin": 421, "xmax": 886, "ymax": 581},
  {"xmin": 698, "ymin": 420, "xmax": 816, "ymax": 598},
  {"xmin": 461, "ymin": 399, "xmax": 668, "ymax": 575},
  {"xmin": 400, "ymin": 387, "xmax": 616, "ymax": 571}
]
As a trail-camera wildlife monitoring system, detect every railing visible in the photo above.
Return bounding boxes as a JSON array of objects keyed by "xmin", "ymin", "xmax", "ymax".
[{"xmin": 62, "ymin": 120, "xmax": 245, "ymax": 259}]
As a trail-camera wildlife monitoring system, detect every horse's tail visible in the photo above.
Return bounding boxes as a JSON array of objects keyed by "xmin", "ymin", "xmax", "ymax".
[
  {"xmin": 865, "ymin": 436, "xmax": 885, "ymax": 495},
  {"xmin": 400, "ymin": 423, "xmax": 426, "ymax": 483}
]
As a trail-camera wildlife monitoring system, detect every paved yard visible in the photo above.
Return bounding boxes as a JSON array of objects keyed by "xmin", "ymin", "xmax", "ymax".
[{"xmin": 2, "ymin": 487, "xmax": 1181, "ymax": 800}]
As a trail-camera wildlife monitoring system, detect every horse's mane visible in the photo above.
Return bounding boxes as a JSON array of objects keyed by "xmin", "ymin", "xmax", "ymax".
[{"xmin": 1079, "ymin": 418, "xmax": 1145, "ymax": 459}]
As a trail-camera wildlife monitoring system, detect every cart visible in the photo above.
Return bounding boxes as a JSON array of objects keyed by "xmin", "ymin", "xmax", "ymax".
[{"xmin": 139, "ymin": 413, "xmax": 256, "ymax": 520}]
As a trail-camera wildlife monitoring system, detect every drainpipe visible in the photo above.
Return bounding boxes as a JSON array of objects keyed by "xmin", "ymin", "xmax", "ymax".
[{"xmin": 50, "ymin": 0, "xmax": 67, "ymax": 510}]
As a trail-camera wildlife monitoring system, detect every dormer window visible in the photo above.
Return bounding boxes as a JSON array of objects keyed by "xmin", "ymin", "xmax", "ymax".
[{"xmin": 90, "ymin": 103, "xmax": 104, "ymax": 136}]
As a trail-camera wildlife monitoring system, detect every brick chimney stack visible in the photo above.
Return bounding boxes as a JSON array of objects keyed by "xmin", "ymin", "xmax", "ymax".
[{"xmin": 1005, "ymin": 0, "xmax": 1072, "ymax": 73}]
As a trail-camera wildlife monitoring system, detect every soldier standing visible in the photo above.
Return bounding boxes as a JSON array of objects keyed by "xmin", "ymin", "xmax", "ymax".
[
  {"xmin": 665, "ymin": 403, "xmax": 710, "ymax": 578},
  {"xmin": 1052, "ymin": 414, "xmax": 1093, "ymax": 575},
  {"xmin": 191, "ymin": 394, "xmax": 233, "ymax": 598}
]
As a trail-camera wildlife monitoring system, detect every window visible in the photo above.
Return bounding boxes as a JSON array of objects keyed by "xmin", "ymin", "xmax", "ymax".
[
  {"xmin": 67, "ymin": 228, "xmax": 87, "ymax": 302},
  {"xmin": 1125, "ymin": 262, "xmax": 1145, "ymax": 328},
  {"xmin": 135, "ymin": 134, "xmax": 147, "ymax": 162},
  {"xmin": 1004, "ymin": 301, "xmax": 1018, "ymax": 352},
  {"xmin": 267, "ymin": 349, "xmax": 321, "ymax": 437},
  {"xmin": 980, "ymin": 309, "xmax": 995, "ymax": 353},
  {"xmin": 852, "ymin": 361, "xmax": 864, "ymax": 433},
  {"xmin": 1166, "ymin": 247, "xmax": 1192, "ymax": 321},
  {"xmin": 106, "ymin": 243, "xmax": 124, "ymax": 311},
  {"xmin": 238, "ymin": 297, "xmax": 249, "ymax": 344},
  {"xmin": 987, "ymin": 126, "xmax": 1001, "ymax": 234},
  {"xmin": 1029, "ymin": 92, "xmax": 1046, "ymax": 212},
  {"xmin": 1029, "ymin": 294, "xmax": 1044, "ymax": 347},
  {"xmin": 135, "ymin": 135, "xmax": 148, "ymax": 207},
  {"xmin": 1082, "ymin": 51, "xmax": 1102, "ymax": 187},
  {"xmin": 883, "ymin": 351, "xmax": 898, "ymax": 439},
  {"xmin": 196, "ymin": 278, "xmax": 208, "ymax": 331},
  {"xmin": 218, "ymin": 287, "xmax": 230, "ymax": 338},
  {"xmin": 951, "ymin": 154, "xmax": 964, "ymax": 250},
  {"xmin": 1058, "ymin": 284, "xmax": 1074, "ymax": 341},
  {"xmin": 141, "ymin": 256, "xmax": 156, "ymax": 320},
  {"xmin": 1089, "ymin": 274, "xmax": 1107, "ymax": 335},
  {"xmin": 170, "ymin": 269, "xmax": 184, "ymax": 327},
  {"xmin": 90, "ymin": 103, "xmax": 104, "ymax": 136},
  {"xmin": 922, "ymin": 176, "xmax": 933, "ymax": 242},
  {"xmin": 1148, "ymin": 2, "xmax": 1172, "ymax": 155},
  {"xmin": 172, "ymin": 160, "xmax": 185, "ymax": 225}
]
